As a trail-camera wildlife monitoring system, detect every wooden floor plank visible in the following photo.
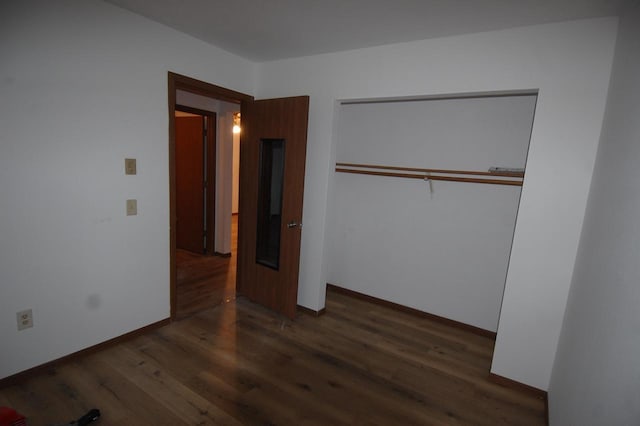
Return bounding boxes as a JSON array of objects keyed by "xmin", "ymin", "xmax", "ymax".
[
  {"xmin": 0, "ymin": 288, "xmax": 545, "ymax": 425},
  {"xmin": 233, "ymin": 304, "xmax": 477, "ymax": 425},
  {"xmin": 175, "ymin": 215, "xmax": 238, "ymax": 319},
  {"xmin": 98, "ymin": 344, "xmax": 242, "ymax": 426}
]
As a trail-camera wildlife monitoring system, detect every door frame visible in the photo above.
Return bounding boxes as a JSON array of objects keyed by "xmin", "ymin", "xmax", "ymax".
[
  {"xmin": 168, "ymin": 72, "xmax": 253, "ymax": 320},
  {"xmin": 175, "ymin": 105, "xmax": 216, "ymax": 255}
]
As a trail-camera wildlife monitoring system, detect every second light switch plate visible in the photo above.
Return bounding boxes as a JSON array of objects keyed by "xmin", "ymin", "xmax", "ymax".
[{"xmin": 126, "ymin": 199, "xmax": 137, "ymax": 216}]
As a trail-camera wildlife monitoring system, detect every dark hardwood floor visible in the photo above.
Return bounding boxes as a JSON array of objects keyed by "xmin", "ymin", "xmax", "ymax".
[
  {"xmin": 176, "ymin": 215, "xmax": 238, "ymax": 319},
  {"xmin": 0, "ymin": 285, "xmax": 546, "ymax": 425}
]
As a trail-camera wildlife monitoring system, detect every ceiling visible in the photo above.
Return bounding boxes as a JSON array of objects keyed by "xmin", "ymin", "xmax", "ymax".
[{"xmin": 104, "ymin": 0, "xmax": 622, "ymax": 62}]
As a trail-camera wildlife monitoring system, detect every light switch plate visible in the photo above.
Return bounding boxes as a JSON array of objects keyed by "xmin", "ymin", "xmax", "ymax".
[
  {"xmin": 17, "ymin": 309, "xmax": 33, "ymax": 331},
  {"xmin": 125, "ymin": 158, "xmax": 137, "ymax": 175},
  {"xmin": 126, "ymin": 199, "xmax": 137, "ymax": 216}
]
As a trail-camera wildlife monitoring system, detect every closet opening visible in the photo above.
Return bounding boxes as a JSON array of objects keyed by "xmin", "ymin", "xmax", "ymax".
[{"xmin": 326, "ymin": 90, "xmax": 538, "ymax": 339}]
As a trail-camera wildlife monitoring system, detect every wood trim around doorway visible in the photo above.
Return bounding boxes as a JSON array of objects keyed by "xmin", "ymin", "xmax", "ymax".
[{"xmin": 168, "ymin": 72, "xmax": 253, "ymax": 320}]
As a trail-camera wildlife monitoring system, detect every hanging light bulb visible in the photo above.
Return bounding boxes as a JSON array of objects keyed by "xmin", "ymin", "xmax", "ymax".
[{"xmin": 232, "ymin": 112, "xmax": 241, "ymax": 134}]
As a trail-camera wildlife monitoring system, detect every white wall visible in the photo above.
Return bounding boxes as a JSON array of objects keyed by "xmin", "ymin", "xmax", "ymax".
[
  {"xmin": 256, "ymin": 18, "xmax": 617, "ymax": 390},
  {"xmin": 175, "ymin": 91, "xmax": 239, "ymax": 254},
  {"xmin": 549, "ymin": 3, "xmax": 640, "ymax": 424},
  {"xmin": 0, "ymin": 0, "xmax": 255, "ymax": 379},
  {"xmin": 329, "ymin": 96, "xmax": 535, "ymax": 332}
]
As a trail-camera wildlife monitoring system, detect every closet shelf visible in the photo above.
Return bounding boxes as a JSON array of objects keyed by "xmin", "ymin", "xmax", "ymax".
[{"xmin": 335, "ymin": 163, "xmax": 524, "ymax": 186}]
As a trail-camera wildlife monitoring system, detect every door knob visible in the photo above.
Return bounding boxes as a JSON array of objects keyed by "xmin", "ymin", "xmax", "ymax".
[{"xmin": 287, "ymin": 221, "xmax": 301, "ymax": 229}]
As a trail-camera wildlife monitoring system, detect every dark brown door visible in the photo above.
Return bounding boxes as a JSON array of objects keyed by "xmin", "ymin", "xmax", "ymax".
[
  {"xmin": 237, "ymin": 96, "xmax": 309, "ymax": 319},
  {"xmin": 176, "ymin": 115, "xmax": 205, "ymax": 254}
]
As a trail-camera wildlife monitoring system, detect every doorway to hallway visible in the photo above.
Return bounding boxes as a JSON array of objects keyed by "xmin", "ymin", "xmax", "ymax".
[
  {"xmin": 169, "ymin": 72, "xmax": 309, "ymax": 320},
  {"xmin": 170, "ymin": 78, "xmax": 244, "ymax": 319}
]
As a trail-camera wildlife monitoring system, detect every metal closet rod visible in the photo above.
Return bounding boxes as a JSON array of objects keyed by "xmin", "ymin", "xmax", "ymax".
[{"xmin": 335, "ymin": 163, "xmax": 524, "ymax": 187}]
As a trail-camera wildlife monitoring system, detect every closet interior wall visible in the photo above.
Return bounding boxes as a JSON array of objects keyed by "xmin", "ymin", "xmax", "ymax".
[{"xmin": 327, "ymin": 94, "xmax": 537, "ymax": 332}]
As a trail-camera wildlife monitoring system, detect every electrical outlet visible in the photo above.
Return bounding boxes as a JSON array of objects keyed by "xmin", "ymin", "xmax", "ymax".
[
  {"xmin": 124, "ymin": 158, "xmax": 137, "ymax": 175},
  {"xmin": 17, "ymin": 309, "xmax": 33, "ymax": 331},
  {"xmin": 126, "ymin": 199, "xmax": 137, "ymax": 216}
]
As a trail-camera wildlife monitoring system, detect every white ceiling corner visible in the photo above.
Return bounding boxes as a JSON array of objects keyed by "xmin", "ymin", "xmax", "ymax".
[{"xmin": 103, "ymin": 0, "xmax": 623, "ymax": 62}]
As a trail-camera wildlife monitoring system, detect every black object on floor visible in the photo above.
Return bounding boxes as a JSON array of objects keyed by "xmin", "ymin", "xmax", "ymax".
[{"xmin": 61, "ymin": 409, "xmax": 100, "ymax": 426}]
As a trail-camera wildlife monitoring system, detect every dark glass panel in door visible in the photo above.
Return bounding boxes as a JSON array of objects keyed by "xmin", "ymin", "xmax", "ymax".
[{"xmin": 256, "ymin": 138, "xmax": 285, "ymax": 269}]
